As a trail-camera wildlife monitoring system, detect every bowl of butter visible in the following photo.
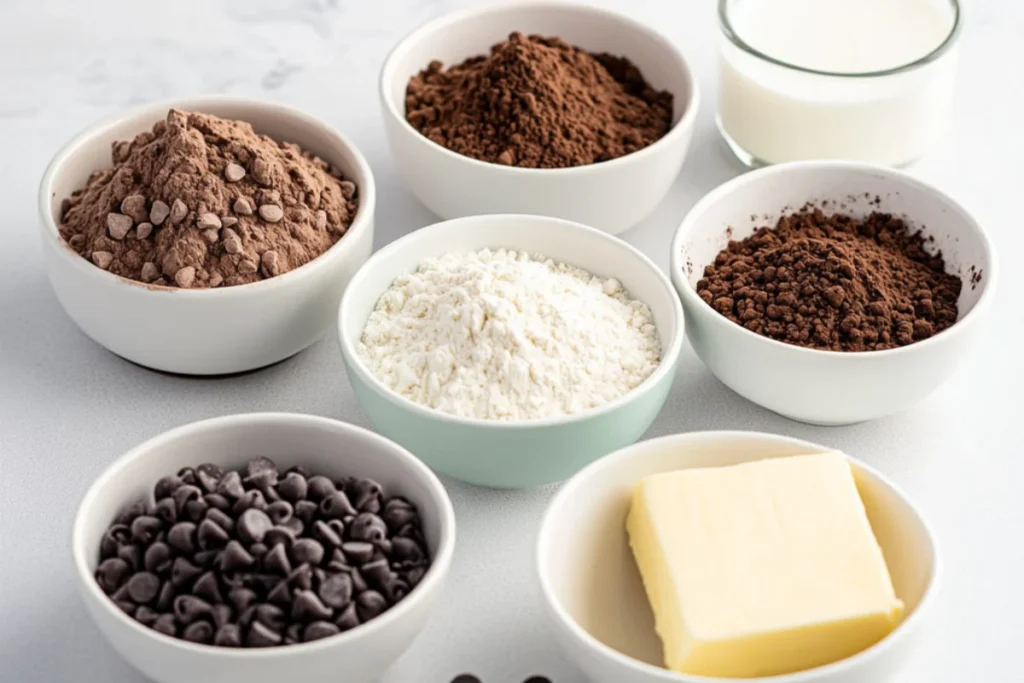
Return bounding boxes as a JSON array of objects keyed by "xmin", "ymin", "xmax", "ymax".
[{"xmin": 536, "ymin": 431, "xmax": 938, "ymax": 683}]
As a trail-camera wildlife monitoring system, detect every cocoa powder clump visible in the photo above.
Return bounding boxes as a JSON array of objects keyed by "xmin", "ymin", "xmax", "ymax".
[
  {"xmin": 405, "ymin": 32, "xmax": 673, "ymax": 169},
  {"xmin": 696, "ymin": 209, "xmax": 962, "ymax": 351},
  {"xmin": 59, "ymin": 109, "xmax": 358, "ymax": 288}
]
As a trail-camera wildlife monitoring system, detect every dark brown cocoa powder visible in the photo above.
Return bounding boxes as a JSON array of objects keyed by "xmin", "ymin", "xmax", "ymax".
[
  {"xmin": 59, "ymin": 109, "xmax": 358, "ymax": 289},
  {"xmin": 405, "ymin": 32, "xmax": 673, "ymax": 169},
  {"xmin": 696, "ymin": 209, "xmax": 962, "ymax": 352}
]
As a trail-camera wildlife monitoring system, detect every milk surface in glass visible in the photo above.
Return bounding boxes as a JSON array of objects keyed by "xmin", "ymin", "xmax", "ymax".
[{"xmin": 718, "ymin": 0, "xmax": 959, "ymax": 166}]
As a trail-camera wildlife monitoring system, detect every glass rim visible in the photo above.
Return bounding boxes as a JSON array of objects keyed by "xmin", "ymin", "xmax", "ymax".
[{"xmin": 718, "ymin": 0, "xmax": 962, "ymax": 78}]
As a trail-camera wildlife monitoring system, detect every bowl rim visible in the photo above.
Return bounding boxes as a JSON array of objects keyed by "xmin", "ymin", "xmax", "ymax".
[
  {"xmin": 38, "ymin": 95, "xmax": 376, "ymax": 298},
  {"xmin": 337, "ymin": 213, "xmax": 685, "ymax": 429},
  {"xmin": 71, "ymin": 412, "xmax": 456, "ymax": 658},
  {"xmin": 669, "ymin": 160, "xmax": 997, "ymax": 359},
  {"xmin": 378, "ymin": 0, "xmax": 700, "ymax": 175},
  {"xmin": 535, "ymin": 429, "xmax": 942, "ymax": 682}
]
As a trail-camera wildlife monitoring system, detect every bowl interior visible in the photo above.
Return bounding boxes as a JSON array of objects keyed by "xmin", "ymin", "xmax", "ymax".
[
  {"xmin": 538, "ymin": 432, "xmax": 937, "ymax": 674},
  {"xmin": 44, "ymin": 98, "xmax": 372, "ymax": 242},
  {"xmin": 74, "ymin": 414, "xmax": 449, "ymax": 585},
  {"xmin": 382, "ymin": 3, "xmax": 694, "ymax": 129},
  {"xmin": 676, "ymin": 165, "xmax": 991, "ymax": 322},
  {"xmin": 340, "ymin": 214, "xmax": 680, "ymax": 379}
]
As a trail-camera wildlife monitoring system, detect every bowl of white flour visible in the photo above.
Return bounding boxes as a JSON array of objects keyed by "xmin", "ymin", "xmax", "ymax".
[{"xmin": 337, "ymin": 214, "xmax": 684, "ymax": 488}]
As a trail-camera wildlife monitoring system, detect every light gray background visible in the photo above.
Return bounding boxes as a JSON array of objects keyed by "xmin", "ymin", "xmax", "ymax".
[{"xmin": 1, "ymin": 0, "xmax": 1020, "ymax": 681}]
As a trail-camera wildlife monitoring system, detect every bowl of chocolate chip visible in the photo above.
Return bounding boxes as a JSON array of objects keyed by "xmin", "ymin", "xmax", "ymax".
[
  {"xmin": 670, "ymin": 161, "xmax": 995, "ymax": 425},
  {"xmin": 38, "ymin": 96, "xmax": 375, "ymax": 375},
  {"xmin": 72, "ymin": 413, "xmax": 455, "ymax": 683},
  {"xmin": 379, "ymin": 1, "xmax": 699, "ymax": 235}
]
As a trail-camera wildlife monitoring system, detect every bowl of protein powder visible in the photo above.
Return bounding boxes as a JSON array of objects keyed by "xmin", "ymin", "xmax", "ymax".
[{"xmin": 337, "ymin": 214, "xmax": 684, "ymax": 488}]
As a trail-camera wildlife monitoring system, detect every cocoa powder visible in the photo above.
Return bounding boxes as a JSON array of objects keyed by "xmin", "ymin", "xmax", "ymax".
[
  {"xmin": 59, "ymin": 109, "xmax": 358, "ymax": 289},
  {"xmin": 696, "ymin": 209, "xmax": 962, "ymax": 351},
  {"xmin": 405, "ymin": 32, "xmax": 673, "ymax": 168}
]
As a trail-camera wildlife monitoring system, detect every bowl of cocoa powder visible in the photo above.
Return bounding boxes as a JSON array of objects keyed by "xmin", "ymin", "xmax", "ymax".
[
  {"xmin": 38, "ymin": 97, "xmax": 375, "ymax": 375},
  {"xmin": 379, "ymin": 2, "xmax": 699, "ymax": 235},
  {"xmin": 670, "ymin": 161, "xmax": 995, "ymax": 425}
]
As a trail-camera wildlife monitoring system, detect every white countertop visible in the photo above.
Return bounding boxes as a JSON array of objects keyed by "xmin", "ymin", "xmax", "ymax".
[{"xmin": 1, "ymin": 0, "xmax": 1021, "ymax": 681}]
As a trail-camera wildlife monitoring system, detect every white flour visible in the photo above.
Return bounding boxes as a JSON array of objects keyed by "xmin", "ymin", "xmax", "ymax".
[{"xmin": 358, "ymin": 248, "xmax": 661, "ymax": 420}]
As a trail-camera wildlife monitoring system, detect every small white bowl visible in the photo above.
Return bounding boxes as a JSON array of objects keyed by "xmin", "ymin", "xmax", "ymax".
[
  {"xmin": 39, "ymin": 96, "xmax": 376, "ymax": 375},
  {"xmin": 338, "ymin": 214, "xmax": 684, "ymax": 488},
  {"xmin": 72, "ymin": 413, "xmax": 455, "ymax": 683},
  {"xmin": 537, "ymin": 431, "xmax": 939, "ymax": 683},
  {"xmin": 669, "ymin": 161, "xmax": 995, "ymax": 425},
  {"xmin": 379, "ymin": 1, "xmax": 699, "ymax": 235}
]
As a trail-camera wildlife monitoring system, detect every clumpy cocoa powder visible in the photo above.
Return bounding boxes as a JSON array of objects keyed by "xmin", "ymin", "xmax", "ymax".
[
  {"xmin": 405, "ymin": 32, "xmax": 673, "ymax": 168},
  {"xmin": 696, "ymin": 209, "xmax": 962, "ymax": 352},
  {"xmin": 59, "ymin": 109, "xmax": 358, "ymax": 289}
]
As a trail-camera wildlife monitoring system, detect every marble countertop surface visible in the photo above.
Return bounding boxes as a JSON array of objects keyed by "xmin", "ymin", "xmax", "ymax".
[{"xmin": 1, "ymin": 0, "xmax": 1021, "ymax": 681}]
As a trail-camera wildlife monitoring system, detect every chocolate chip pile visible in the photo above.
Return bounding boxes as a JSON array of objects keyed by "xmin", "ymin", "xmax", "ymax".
[
  {"xmin": 405, "ymin": 32, "xmax": 673, "ymax": 168},
  {"xmin": 697, "ymin": 208, "xmax": 962, "ymax": 351},
  {"xmin": 60, "ymin": 109, "xmax": 358, "ymax": 289},
  {"xmin": 94, "ymin": 458, "xmax": 430, "ymax": 647}
]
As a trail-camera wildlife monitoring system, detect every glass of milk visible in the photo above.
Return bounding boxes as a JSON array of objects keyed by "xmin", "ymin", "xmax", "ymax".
[{"xmin": 717, "ymin": 0, "xmax": 961, "ymax": 167}]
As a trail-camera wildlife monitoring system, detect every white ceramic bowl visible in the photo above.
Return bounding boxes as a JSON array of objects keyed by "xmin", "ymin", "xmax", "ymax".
[
  {"xmin": 338, "ymin": 214, "xmax": 684, "ymax": 488},
  {"xmin": 537, "ymin": 431, "xmax": 939, "ymax": 683},
  {"xmin": 670, "ymin": 161, "xmax": 995, "ymax": 425},
  {"xmin": 72, "ymin": 413, "xmax": 455, "ymax": 683},
  {"xmin": 39, "ymin": 96, "xmax": 376, "ymax": 375},
  {"xmin": 379, "ymin": 1, "xmax": 699, "ymax": 235}
]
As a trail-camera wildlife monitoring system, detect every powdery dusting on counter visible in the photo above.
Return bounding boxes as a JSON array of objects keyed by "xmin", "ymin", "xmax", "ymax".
[{"xmin": 358, "ymin": 249, "xmax": 661, "ymax": 420}]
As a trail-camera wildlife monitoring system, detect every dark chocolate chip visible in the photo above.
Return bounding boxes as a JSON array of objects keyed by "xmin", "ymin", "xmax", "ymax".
[
  {"xmin": 262, "ymin": 486, "xmax": 282, "ymax": 503},
  {"xmin": 303, "ymin": 621, "xmax": 340, "ymax": 642},
  {"xmin": 282, "ymin": 517, "xmax": 304, "ymax": 537},
  {"xmin": 216, "ymin": 540, "xmax": 253, "ymax": 573},
  {"xmin": 194, "ymin": 549, "xmax": 220, "ymax": 568},
  {"xmin": 115, "ymin": 599, "xmax": 136, "ymax": 614},
  {"xmin": 451, "ymin": 676, "xmax": 482, "ymax": 683},
  {"xmin": 312, "ymin": 567, "xmax": 327, "ymax": 589},
  {"xmin": 382, "ymin": 577, "xmax": 409, "ymax": 604},
  {"xmin": 266, "ymin": 500, "xmax": 293, "ymax": 525},
  {"xmin": 156, "ymin": 580, "xmax": 175, "ymax": 611},
  {"xmin": 285, "ymin": 622, "xmax": 303, "ymax": 643},
  {"xmin": 248, "ymin": 457, "xmax": 278, "ymax": 479},
  {"xmin": 381, "ymin": 497, "xmax": 417, "ymax": 532},
  {"xmin": 349, "ymin": 513, "xmax": 387, "ymax": 543},
  {"xmin": 263, "ymin": 543, "xmax": 292, "ymax": 576},
  {"xmin": 117, "ymin": 543, "xmax": 144, "ymax": 571},
  {"xmin": 334, "ymin": 603, "xmax": 360, "ymax": 632},
  {"xmin": 254, "ymin": 603, "xmax": 286, "ymax": 631},
  {"xmin": 154, "ymin": 475, "xmax": 183, "ymax": 501},
  {"xmin": 144, "ymin": 542, "xmax": 173, "ymax": 574},
  {"xmin": 312, "ymin": 520, "xmax": 343, "ymax": 548},
  {"xmin": 246, "ymin": 469, "xmax": 279, "ymax": 494},
  {"xmin": 238, "ymin": 605, "xmax": 256, "ymax": 628},
  {"xmin": 356, "ymin": 590, "xmax": 387, "ymax": 622},
  {"xmin": 204, "ymin": 493, "xmax": 231, "ymax": 512},
  {"xmin": 197, "ymin": 518, "xmax": 230, "ymax": 550},
  {"xmin": 246, "ymin": 621, "xmax": 282, "ymax": 647},
  {"xmin": 350, "ymin": 567, "xmax": 368, "ymax": 593},
  {"xmin": 153, "ymin": 497, "xmax": 177, "ymax": 524},
  {"xmin": 134, "ymin": 605, "xmax": 160, "ymax": 626},
  {"xmin": 212, "ymin": 603, "xmax": 233, "ymax": 629},
  {"xmin": 327, "ymin": 548, "xmax": 350, "ymax": 573},
  {"xmin": 267, "ymin": 580, "xmax": 293, "ymax": 606},
  {"xmin": 319, "ymin": 490, "xmax": 357, "ymax": 520},
  {"xmin": 277, "ymin": 473, "xmax": 308, "ymax": 502},
  {"xmin": 183, "ymin": 620, "xmax": 214, "ymax": 644},
  {"xmin": 172, "ymin": 485, "xmax": 202, "ymax": 514},
  {"xmin": 285, "ymin": 465, "xmax": 311, "ymax": 479},
  {"xmin": 214, "ymin": 623, "xmax": 242, "ymax": 647},
  {"xmin": 249, "ymin": 543, "xmax": 268, "ymax": 558},
  {"xmin": 115, "ymin": 500, "xmax": 147, "ymax": 526},
  {"xmin": 233, "ymin": 489, "xmax": 267, "ymax": 514},
  {"xmin": 173, "ymin": 595, "xmax": 212, "ymax": 624},
  {"xmin": 290, "ymin": 538, "xmax": 324, "ymax": 566},
  {"xmin": 195, "ymin": 463, "xmax": 225, "ymax": 493},
  {"xmin": 341, "ymin": 542, "xmax": 374, "ymax": 565},
  {"xmin": 287, "ymin": 564, "xmax": 314, "ymax": 591},
  {"xmin": 193, "ymin": 571, "xmax": 223, "ymax": 604},
  {"xmin": 318, "ymin": 572, "xmax": 353, "ymax": 609},
  {"xmin": 228, "ymin": 587, "xmax": 258, "ymax": 613},
  {"xmin": 237, "ymin": 508, "xmax": 273, "ymax": 545},
  {"xmin": 306, "ymin": 475, "xmax": 335, "ymax": 502},
  {"xmin": 263, "ymin": 525, "xmax": 296, "ymax": 549},
  {"xmin": 403, "ymin": 566, "xmax": 427, "ymax": 588},
  {"xmin": 205, "ymin": 507, "xmax": 235, "ymax": 533},
  {"xmin": 167, "ymin": 521, "xmax": 197, "ymax": 555},
  {"xmin": 217, "ymin": 471, "xmax": 246, "ymax": 499},
  {"xmin": 131, "ymin": 516, "xmax": 163, "ymax": 544},
  {"xmin": 291, "ymin": 589, "xmax": 332, "ymax": 622},
  {"xmin": 391, "ymin": 536, "xmax": 426, "ymax": 564},
  {"xmin": 171, "ymin": 557, "xmax": 202, "ymax": 587},
  {"xmin": 153, "ymin": 613, "xmax": 177, "ymax": 637},
  {"xmin": 96, "ymin": 558, "xmax": 131, "ymax": 593},
  {"xmin": 100, "ymin": 524, "xmax": 131, "ymax": 559},
  {"xmin": 294, "ymin": 500, "xmax": 318, "ymax": 525},
  {"xmin": 184, "ymin": 498, "xmax": 209, "ymax": 523},
  {"xmin": 177, "ymin": 467, "xmax": 197, "ymax": 486},
  {"xmin": 347, "ymin": 478, "xmax": 382, "ymax": 513},
  {"xmin": 360, "ymin": 559, "xmax": 392, "ymax": 590}
]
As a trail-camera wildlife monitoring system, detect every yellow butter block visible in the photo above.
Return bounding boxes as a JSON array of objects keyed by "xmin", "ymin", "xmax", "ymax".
[{"xmin": 626, "ymin": 452, "xmax": 904, "ymax": 678}]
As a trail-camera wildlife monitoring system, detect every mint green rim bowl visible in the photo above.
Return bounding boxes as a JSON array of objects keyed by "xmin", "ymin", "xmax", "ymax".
[{"xmin": 337, "ymin": 214, "xmax": 684, "ymax": 488}]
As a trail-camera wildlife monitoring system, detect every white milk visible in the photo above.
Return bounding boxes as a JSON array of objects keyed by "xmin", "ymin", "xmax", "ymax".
[{"xmin": 718, "ymin": 0, "xmax": 959, "ymax": 166}]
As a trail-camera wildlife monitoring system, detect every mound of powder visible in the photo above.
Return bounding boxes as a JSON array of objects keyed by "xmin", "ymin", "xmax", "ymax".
[
  {"xmin": 358, "ymin": 249, "xmax": 662, "ymax": 420},
  {"xmin": 405, "ymin": 32, "xmax": 674, "ymax": 168},
  {"xmin": 697, "ymin": 209, "xmax": 962, "ymax": 351},
  {"xmin": 59, "ymin": 109, "xmax": 358, "ymax": 288}
]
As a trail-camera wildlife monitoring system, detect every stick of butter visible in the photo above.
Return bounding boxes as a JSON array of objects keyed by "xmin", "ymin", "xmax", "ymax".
[{"xmin": 626, "ymin": 451, "xmax": 904, "ymax": 678}]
